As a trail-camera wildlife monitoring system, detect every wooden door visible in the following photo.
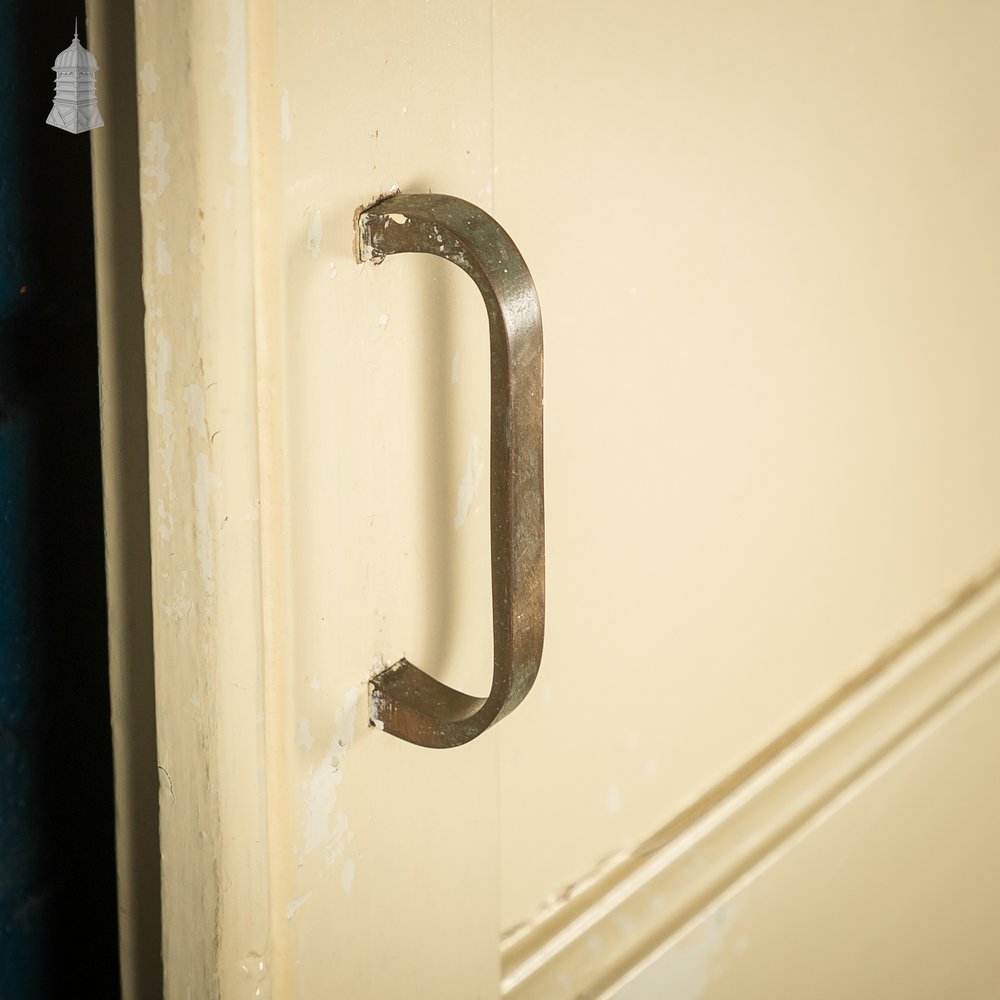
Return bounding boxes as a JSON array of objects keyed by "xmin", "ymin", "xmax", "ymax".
[{"xmin": 90, "ymin": 1, "xmax": 1000, "ymax": 998}]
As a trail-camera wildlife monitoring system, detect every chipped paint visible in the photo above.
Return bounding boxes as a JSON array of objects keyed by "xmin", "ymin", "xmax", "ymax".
[
  {"xmin": 301, "ymin": 687, "xmax": 359, "ymax": 860},
  {"xmin": 182, "ymin": 384, "xmax": 208, "ymax": 438},
  {"xmin": 164, "ymin": 596, "xmax": 193, "ymax": 622},
  {"xmin": 377, "ymin": 313, "xmax": 389, "ymax": 329},
  {"xmin": 296, "ymin": 716, "xmax": 316, "ymax": 750},
  {"xmin": 156, "ymin": 238, "xmax": 172, "ymax": 275},
  {"xmin": 454, "ymin": 434, "xmax": 484, "ymax": 528},
  {"xmin": 139, "ymin": 60, "xmax": 159, "ymax": 94},
  {"xmin": 305, "ymin": 209, "xmax": 323, "ymax": 258},
  {"xmin": 324, "ymin": 808, "xmax": 355, "ymax": 870},
  {"xmin": 218, "ymin": 0, "xmax": 249, "ymax": 166},
  {"xmin": 140, "ymin": 120, "xmax": 171, "ymax": 201},
  {"xmin": 150, "ymin": 331, "xmax": 176, "ymax": 495},
  {"xmin": 157, "ymin": 497, "xmax": 175, "ymax": 542},
  {"xmin": 285, "ymin": 893, "xmax": 311, "ymax": 922},
  {"xmin": 341, "ymin": 859, "xmax": 356, "ymax": 896},
  {"xmin": 194, "ymin": 454, "xmax": 221, "ymax": 596},
  {"xmin": 302, "ymin": 753, "xmax": 342, "ymax": 856}
]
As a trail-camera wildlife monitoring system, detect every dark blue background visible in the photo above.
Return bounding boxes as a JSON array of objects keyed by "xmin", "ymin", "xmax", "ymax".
[{"xmin": 0, "ymin": 3, "xmax": 120, "ymax": 996}]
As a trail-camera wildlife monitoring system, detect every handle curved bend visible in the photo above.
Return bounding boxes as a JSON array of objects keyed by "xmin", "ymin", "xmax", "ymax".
[{"xmin": 357, "ymin": 193, "xmax": 545, "ymax": 749}]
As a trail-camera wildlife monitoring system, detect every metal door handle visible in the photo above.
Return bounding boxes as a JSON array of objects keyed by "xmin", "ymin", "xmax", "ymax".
[{"xmin": 357, "ymin": 193, "xmax": 545, "ymax": 748}]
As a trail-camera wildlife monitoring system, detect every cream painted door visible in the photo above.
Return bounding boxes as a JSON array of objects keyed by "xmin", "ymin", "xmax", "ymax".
[{"xmin": 91, "ymin": 1, "xmax": 1000, "ymax": 998}]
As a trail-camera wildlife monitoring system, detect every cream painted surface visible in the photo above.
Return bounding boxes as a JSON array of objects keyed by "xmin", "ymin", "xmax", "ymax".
[
  {"xmin": 130, "ymin": 2, "xmax": 272, "ymax": 995},
  {"xmin": 97, "ymin": 0, "xmax": 1000, "ymax": 997},
  {"xmin": 130, "ymin": 0, "xmax": 499, "ymax": 997},
  {"xmin": 615, "ymin": 657, "xmax": 1000, "ymax": 1000},
  {"xmin": 266, "ymin": 3, "xmax": 499, "ymax": 996},
  {"xmin": 493, "ymin": 0, "xmax": 1000, "ymax": 931},
  {"xmin": 501, "ymin": 567, "xmax": 1000, "ymax": 997}
]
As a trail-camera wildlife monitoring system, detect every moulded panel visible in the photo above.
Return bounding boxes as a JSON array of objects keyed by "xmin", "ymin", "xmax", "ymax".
[
  {"xmin": 615, "ymin": 662, "xmax": 1000, "ymax": 1000},
  {"xmin": 494, "ymin": 0, "xmax": 1000, "ymax": 933}
]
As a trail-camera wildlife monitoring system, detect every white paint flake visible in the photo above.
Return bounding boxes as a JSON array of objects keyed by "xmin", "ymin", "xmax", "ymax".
[
  {"xmin": 285, "ymin": 893, "xmax": 311, "ymax": 921},
  {"xmin": 301, "ymin": 687, "xmax": 360, "ymax": 862}
]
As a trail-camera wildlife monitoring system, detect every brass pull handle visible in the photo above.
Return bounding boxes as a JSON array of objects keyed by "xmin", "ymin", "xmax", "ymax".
[{"xmin": 357, "ymin": 193, "xmax": 545, "ymax": 748}]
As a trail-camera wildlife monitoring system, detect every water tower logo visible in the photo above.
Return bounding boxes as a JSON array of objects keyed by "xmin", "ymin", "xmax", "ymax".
[{"xmin": 46, "ymin": 19, "xmax": 104, "ymax": 134}]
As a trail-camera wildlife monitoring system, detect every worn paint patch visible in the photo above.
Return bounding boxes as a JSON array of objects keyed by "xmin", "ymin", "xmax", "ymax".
[
  {"xmin": 296, "ymin": 716, "xmax": 316, "ymax": 750},
  {"xmin": 139, "ymin": 60, "xmax": 159, "ymax": 94},
  {"xmin": 150, "ymin": 331, "xmax": 176, "ymax": 496},
  {"xmin": 164, "ymin": 596, "xmax": 193, "ymax": 622},
  {"xmin": 325, "ymin": 809, "xmax": 354, "ymax": 869},
  {"xmin": 140, "ymin": 121, "xmax": 170, "ymax": 202},
  {"xmin": 181, "ymin": 384, "xmax": 208, "ymax": 438},
  {"xmin": 285, "ymin": 892, "xmax": 310, "ymax": 921},
  {"xmin": 377, "ymin": 312, "xmax": 389, "ymax": 329},
  {"xmin": 451, "ymin": 351, "xmax": 460, "ymax": 383},
  {"xmin": 305, "ymin": 208, "xmax": 323, "ymax": 258},
  {"xmin": 454, "ymin": 435, "xmax": 484, "ymax": 528},
  {"xmin": 341, "ymin": 859, "xmax": 356, "ymax": 896},
  {"xmin": 194, "ymin": 454, "xmax": 221, "ymax": 596},
  {"xmin": 218, "ymin": 0, "xmax": 249, "ymax": 166},
  {"xmin": 302, "ymin": 753, "xmax": 341, "ymax": 856},
  {"xmin": 301, "ymin": 687, "xmax": 359, "ymax": 861},
  {"xmin": 157, "ymin": 498, "xmax": 174, "ymax": 542},
  {"xmin": 155, "ymin": 238, "xmax": 172, "ymax": 275},
  {"xmin": 616, "ymin": 898, "xmax": 747, "ymax": 1000}
]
